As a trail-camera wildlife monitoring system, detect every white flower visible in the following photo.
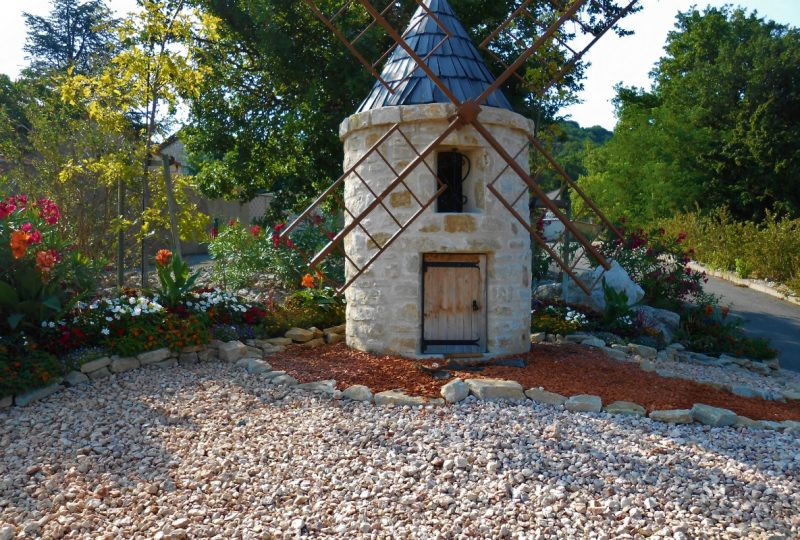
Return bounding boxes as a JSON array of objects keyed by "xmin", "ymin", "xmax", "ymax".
[
  {"xmin": 41, "ymin": 321, "xmax": 48, "ymax": 328},
  {"xmin": 106, "ymin": 316, "xmax": 113, "ymax": 322},
  {"xmin": 101, "ymin": 327, "xmax": 110, "ymax": 335},
  {"xmin": 129, "ymin": 297, "xmax": 136, "ymax": 305},
  {"xmin": 132, "ymin": 307, "xmax": 141, "ymax": 317},
  {"xmin": 48, "ymin": 321, "xmax": 56, "ymax": 328},
  {"xmin": 186, "ymin": 301, "xmax": 193, "ymax": 307}
]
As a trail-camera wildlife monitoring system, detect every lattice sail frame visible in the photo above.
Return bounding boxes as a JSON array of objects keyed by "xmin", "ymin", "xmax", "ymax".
[{"xmin": 282, "ymin": 0, "xmax": 638, "ymax": 294}]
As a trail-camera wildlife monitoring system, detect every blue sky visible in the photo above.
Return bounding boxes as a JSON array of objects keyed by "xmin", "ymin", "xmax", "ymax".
[{"xmin": 1, "ymin": 0, "xmax": 798, "ymax": 130}]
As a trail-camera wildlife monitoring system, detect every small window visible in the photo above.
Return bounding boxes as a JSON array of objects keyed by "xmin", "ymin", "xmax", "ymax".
[{"xmin": 436, "ymin": 151, "xmax": 470, "ymax": 213}]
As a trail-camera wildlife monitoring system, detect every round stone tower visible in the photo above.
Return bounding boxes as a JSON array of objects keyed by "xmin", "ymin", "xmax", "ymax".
[{"xmin": 340, "ymin": 0, "xmax": 533, "ymax": 358}]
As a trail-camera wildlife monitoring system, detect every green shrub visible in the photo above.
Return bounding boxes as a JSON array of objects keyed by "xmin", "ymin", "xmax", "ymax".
[
  {"xmin": 531, "ymin": 304, "xmax": 589, "ymax": 335},
  {"xmin": 676, "ymin": 303, "xmax": 778, "ymax": 360},
  {"xmin": 261, "ymin": 287, "xmax": 345, "ymax": 337},
  {"xmin": 0, "ymin": 347, "xmax": 61, "ymax": 396}
]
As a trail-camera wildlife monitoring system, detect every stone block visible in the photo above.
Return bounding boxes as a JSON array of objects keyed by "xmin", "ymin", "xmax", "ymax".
[
  {"xmin": 604, "ymin": 401, "xmax": 646, "ymax": 417},
  {"xmin": 80, "ymin": 357, "xmax": 111, "ymax": 373},
  {"xmin": 729, "ymin": 385, "xmax": 758, "ymax": 399},
  {"xmin": 389, "ymin": 190, "xmax": 412, "ymax": 208},
  {"xmin": 601, "ymin": 347, "xmax": 628, "ymax": 361},
  {"xmin": 441, "ymin": 378, "xmax": 469, "ymax": 403},
  {"xmin": 297, "ymin": 380, "xmax": 337, "ymax": 395},
  {"xmin": 0, "ymin": 395, "xmax": 12, "ymax": 409},
  {"xmin": 87, "ymin": 367, "xmax": 111, "ymax": 380},
  {"xmin": 649, "ymin": 409, "xmax": 693, "ymax": 424},
  {"xmin": 272, "ymin": 374, "xmax": 299, "ymax": 387},
  {"xmin": 153, "ymin": 359, "xmax": 178, "ymax": 369},
  {"xmin": 179, "ymin": 352, "xmax": 199, "ymax": 365},
  {"xmin": 581, "ymin": 337, "xmax": 606, "ymax": 348},
  {"xmin": 443, "ymin": 214, "xmax": 476, "ymax": 233},
  {"xmin": 111, "ymin": 357, "xmax": 140, "ymax": 373},
  {"xmin": 137, "ymin": 348, "xmax": 171, "ymax": 366},
  {"xmin": 325, "ymin": 333, "xmax": 345, "ymax": 345},
  {"xmin": 15, "ymin": 383, "xmax": 64, "ymax": 407},
  {"xmin": 564, "ymin": 394, "xmax": 602, "ymax": 413},
  {"xmin": 374, "ymin": 390, "xmax": 427, "ymax": 406},
  {"xmin": 629, "ymin": 343, "xmax": 657, "ymax": 359},
  {"xmin": 285, "ymin": 328, "xmax": 315, "ymax": 343},
  {"xmin": 262, "ymin": 337, "xmax": 293, "ymax": 346},
  {"xmin": 343, "ymin": 385, "xmax": 373, "ymax": 402},
  {"xmin": 180, "ymin": 345, "xmax": 205, "ymax": 353},
  {"xmin": 370, "ymin": 105, "xmax": 401, "ymax": 126},
  {"xmin": 466, "ymin": 379, "xmax": 525, "ymax": 401},
  {"xmin": 691, "ymin": 404, "xmax": 737, "ymax": 427},
  {"xmin": 64, "ymin": 370, "xmax": 90, "ymax": 387},
  {"xmin": 530, "ymin": 332, "xmax": 546, "ymax": 344},
  {"xmin": 198, "ymin": 349, "xmax": 216, "ymax": 362},
  {"xmin": 218, "ymin": 340, "xmax": 248, "ymax": 362},
  {"xmin": 524, "ymin": 388, "xmax": 567, "ymax": 406}
]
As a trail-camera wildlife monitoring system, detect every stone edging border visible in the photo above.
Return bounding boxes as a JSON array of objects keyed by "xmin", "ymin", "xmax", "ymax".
[
  {"xmin": 2, "ymin": 332, "xmax": 798, "ymax": 435},
  {"xmin": 688, "ymin": 261, "xmax": 800, "ymax": 307}
]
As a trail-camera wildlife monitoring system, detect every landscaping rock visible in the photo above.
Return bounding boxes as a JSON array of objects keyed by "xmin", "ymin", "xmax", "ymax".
[
  {"xmin": 301, "ymin": 338, "xmax": 326, "ymax": 348},
  {"xmin": 236, "ymin": 358, "xmax": 273, "ymax": 375},
  {"xmin": 532, "ymin": 282, "xmax": 561, "ymax": 302},
  {"xmin": 530, "ymin": 332, "xmax": 546, "ymax": 344},
  {"xmin": 734, "ymin": 416, "xmax": 760, "ymax": 429},
  {"xmin": 285, "ymin": 328, "xmax": 315, "ymax": 343},
  {"xmin": 218, "ymin": 340, "xmax": 248, "ymax": 362},
  {"xmin": 154, "ymin": 359, "xmax": 178, "ymax": 369},
  {"xmin": 782, "ymin": 390, "xmax": 800, "ymax": 401},
  {"xmin": 272, "ymin": 374, "xmax": 299, "ymax": 387},
  {"xmin": 629, "ymin": 343, "xmax": 657, "ymax": 359},
  {"xmin": 581, "ymin": 337, "xmax": 606, "ymax": 348},
  {"xmin": 80, "ymin": 357, "xmax": 111, "ymax": 373},
  {"xmin": 323, "ymin": 324, "xmax": 346, "ymax": 335},
  {"xmin": 600, "ymin": 346, "xmax": 627, "ymax": 361},
  {"xmin": 297, "ymin": 380, "xmax": 337, "ymax": 395},
  {"xmin": 649, "ymin": 409, "xmax": 693, "ymax": 424},
  {"xmin": 262, "ymin": 370, "xmax": 286, "ymax": 379},
  {"xmin": 111, "ymin": 357, "xmax": 140, "ymax": 373},
  {"xmin": 639, "ymin": 360, "xmax": 656, "ymax": 372},
  {"xmin": 565, "ymin": 261, "xmax": 644, "ymax": 312},
  {"xmin": 244, "ymin": 345, "xmax": 263, "ymax": 357},
  {"xmin": 524, "ymin": 388, "xmax": 567, "ymax": 406},
  {"xmin": 138, "ymin": 348, "xmax": 171, "ymax": 366},
  {"xmin": 180, "ymin": 345, "xmax": 205, "ymax": 353},
  {"xmin": 441, "ymin": 378, "xmax": 469, "ymax": 403},
  {"xmin": 730, "ymin": 385, "xmax": 758, "ymax": 399},
  {"xmin": 564, "ymin": 394, "xmax": 602, "ymax": 413},
  {"xmin": 15, "ymin": 383, "xmax": 64, "ymax": 407},
  {"xmin": 632, "ymin": 305, "xmax": 681, "ymax": 341},
  {"xmin": 309, "ymin": 327, "xmax": 324, "ymax": 338},
  {"xmin": 324, "ymin": 333, "xmax": 345, "ymax": 345},
  {"xmin": 263, "ymin": 337, "xmax": 293, "ymax": 346},
  {"xmin": 87, "ymin": 367, "xmax": 111, "ymax": 380},
  {"xmin": 179, "ymin": 352, "xmax": 199, "ymax": 365},
  {"xmin": 64, "ymin": 371, "xmax": 90, "ymax": 386},
  {"xmin": 374, "ymin": 390, "xmax": 427, "ymax": 406},
  {"xmin": 562, "ymin": 333, "xmax": 593, "ymax": 344},
  {"xmin": 691, "ymin": 404, "xmax": 738, "ymax": 427},
  {"xmin": 749, "ymin": 362, "xmax": 771, "ymax": 376},
  {"xmin": 466, "ymin": 379, "xmax": 525, "ymax": 401},
  {"xmin": 604, "ymin": 401, "xmax": 645, "ymax": 417},
  {"xmin": 1, "ymin": 395, "xmax": 13, "ymax": 408},
  {"xmin": 342, "ymin": 385, "xmax": 373, "ymax": 402},
  {"xmin": 198, "ymin": 349, "xmax": 216, "ymax": 362}
]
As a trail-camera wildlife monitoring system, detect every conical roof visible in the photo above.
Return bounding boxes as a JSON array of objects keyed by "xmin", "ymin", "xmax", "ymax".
[{"xmin": 356, "ymin": 0, "xmax": 512, "ymax": 112}]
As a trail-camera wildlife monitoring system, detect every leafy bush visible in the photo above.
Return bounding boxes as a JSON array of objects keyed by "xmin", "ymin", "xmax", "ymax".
[
  {"xmin": 261, "ymin": 286, "xmax": 345, "ymax": 337},
  {"xmin": 153, "ymin": 249, "xmax": 200, "ymax": 308},
  {"xmin": 0, "ymin": 347, "xmax": 60, "ymax": 396},
  {"xmin": 660, "ymin": 209, "xmax": 800, "ymax": 295},
  {"xmin": 596, "ymin": 220, "xmax": 707, "ymax": 310},
  {"xmin": 0, "ymin": 194, "xmax": 101, "ymax": 333},
  {"xmin": 531, "ymin": 304, "xmax": 589, "ymax": 335}
]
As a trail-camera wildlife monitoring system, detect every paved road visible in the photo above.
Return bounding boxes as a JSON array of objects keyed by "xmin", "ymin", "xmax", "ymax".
[{"xmin": 703, "ymin": 276, "xmax": 800, "ymax": 372}]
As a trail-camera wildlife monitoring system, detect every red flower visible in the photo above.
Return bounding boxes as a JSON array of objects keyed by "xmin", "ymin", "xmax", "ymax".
[
  {"xmin": 273, "ymin": 222, "xmax": 286, "ymax": 233},
  {"xmin": 36, "ymin": 198, "xmax": 60, "ymax": 224},
  {"xmin": 155, "ymin": 249, "xmax": 172, "ymax": 267},
  {"xmin": 249, "ymin": 225, "xmax": 262, "ymax": 237},
  {"xmin": 327, "ymin": 232, "xmax": 335, "ymax": 241},
  {"xmin": 210, "ymin": 227, "xmax": 218, "ymax": 239},
  {"xmin": 29, "ymin": 230, "xmax": 42, "ymax": 244},
  {"xmin": 285, "ymin": 238, "xmax": 294, "ymax": 249},
  {"xmin": 272, "ymin": 232, "xmax": 280, "ymax": 248},
  {"xmin": 676, "ymin": 231, "xmax": 688, "ymax": 243}
]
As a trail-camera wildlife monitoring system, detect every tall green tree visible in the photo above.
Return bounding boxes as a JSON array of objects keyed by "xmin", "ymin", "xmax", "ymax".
[
  {"xmin": 185, "ymin": 0, "xmax": 637, "ymax": 218},
  {"xmin": 581, "ymin": 6, "xmax": 800, "ymax": 225}
]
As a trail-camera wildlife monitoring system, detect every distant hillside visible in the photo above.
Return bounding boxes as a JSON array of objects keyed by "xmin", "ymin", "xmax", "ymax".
[{"xmin": 535, "ymin": 120, "xmax": 612, "ymax": 190}]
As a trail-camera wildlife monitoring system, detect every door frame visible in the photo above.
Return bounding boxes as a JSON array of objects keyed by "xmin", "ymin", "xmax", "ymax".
[{"xmin": 420, "ymin": 253, "xmax": 487, "ymax": 354}]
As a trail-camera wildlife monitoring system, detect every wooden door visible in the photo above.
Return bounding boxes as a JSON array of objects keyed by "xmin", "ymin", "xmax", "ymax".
[{"xmin": 422, "ymin": 253, "xmax": 487, "ymax": 354}]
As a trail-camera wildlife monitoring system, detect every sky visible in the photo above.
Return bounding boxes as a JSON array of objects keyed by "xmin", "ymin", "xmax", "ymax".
[{"xmin": 1, "ymin": 0, "xmax": 799, "ymax": 130}]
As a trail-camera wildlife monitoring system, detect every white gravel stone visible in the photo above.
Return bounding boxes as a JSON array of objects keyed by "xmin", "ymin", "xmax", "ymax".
[{"xmin": 2, "ymin": 363, "xmax": 798, "ymax": 539}]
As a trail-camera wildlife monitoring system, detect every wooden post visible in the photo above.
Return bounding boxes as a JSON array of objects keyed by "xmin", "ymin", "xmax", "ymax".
[{"xmin": 161, "ymin": 154, "xmax": 182, "ymax": 259}]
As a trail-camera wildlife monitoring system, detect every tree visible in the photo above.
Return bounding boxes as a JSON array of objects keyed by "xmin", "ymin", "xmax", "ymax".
[
  {"xmin": 581, "ymin": 7, "xmax": 800, "ymax": 225},
  {"xmin": 185, "ymin": 0, "xmax": 637, "ymax": 218},
  {"xmin": 23, "ymin": 0, "xmax": 119, "ymax": 75}
]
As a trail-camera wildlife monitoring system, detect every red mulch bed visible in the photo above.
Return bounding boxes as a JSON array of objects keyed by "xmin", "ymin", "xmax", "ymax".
[{"xmin": 270, "ymin": 343, "xmax": 800, "ymax": 422}]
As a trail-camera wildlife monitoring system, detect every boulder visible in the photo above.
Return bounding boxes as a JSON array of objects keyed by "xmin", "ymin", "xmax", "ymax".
[
  {"xmin": 198, "ymin": 349, "xmax": 216, "ymax": 362},
  {"xmin": 301, "ymin": 338, "xmax": 326, "ymax": 348},
  {"xmin": 600, "ymin": 346, "xmax": 627, "ymax": 362},
  {"xmin": 632, "ymin": 305, "xmax": 681, "ymax": 341},
  {"xmin": 581, "ymin": 337, "xmax": 606, "ymax": 348},
  {"xmin": 262, "ymin": 370, "xmax": 286, "ymax": 379},
  {"xmin": 564, "ymin": 394, "xmax": 602, "ymax": 413},
  {"xmin": 15, "ymin": 383, "xmax": 64, "ymax": 407},
  {"xmin": 87, "ymin": 367, "xmax": 111, "ymax": 380},
  {"xmin": 137, "ymin": 348, "xmax": 171, "ymax": 366},
  {"xmin": 342, "ymin": 385, "xmax": 373, "ymax": 402},
  {"xmin": 691, "ymin": 404, "xmax": 737, "ymax": 427},
  {"xmin": 80, "ymin": 357, "xmax": 111, "ymax": 374},
  {"xmin": 111, "ymin": 357, "xmax": 140, "ymax": 373},
  {"xmin": 374, "ymin": 390, "xmax": 427, "ymax": 406},
  {"xmin": 441, "ymin": 378, "xmax": 469, "ymax": 403},
  {"xmin": 532, "ymin": 282, "xmax": 562, "ymax": 302},
  {"xmin": 729, "ymin": 385, "xmax": 759, "ymax": 399},
  {"xmin": 629, "ymin": 343, "xmax": 657, "ymax": 359},
  {"xmin": 218, "ymin": 340, "xmax": 248, "ymax": 362},
  {"xmin": 734, "ymin": 416, "xmax": 760, "ymax": 429},
  {"xmin": 324, "ymin": 333, "xmax": 345, "ymax": 345},
  {"xmin": 262, "ymin": 337, "xmax": 293, "ymax": 346},
  {"xmin": 466, "ymin": 379, "xmax": 525, "ymax": 401},
  {"xmin": 649, "ymin": 409, "xmax": 693, "ymax": 424},
  {"xmin": 179, "ymin": 352, "xmax": 199, "ymax": 365},
  {"xmin": 180, "ymin": 345, "xmax": 205, "ymax": 353},
  {"xmin": 530, "ymin": 332, "xmax": 547, "ymax": 344},
  {"xmin": 604, "ymin": 401, "xmax": 646, "ymax": 417},
  {"xmin": 323, "ymin": 324, "xmax": 346, "ymax": 335},
  {"xmin": 64, "ymin": 370, "xmax": 90, "ymax": 387},
  {"xmin": 524, "ymin": 388, "xmax": 567, "ymax": 406},
  {"xmin": 565, "ymin": 261, "xmax": 644, "ymax": 312},
  {"xmin": 236, "ymin": 358, "xmax": 272, "ymax": 375},
  {"xmin": 153, "ymin": 358, "xmax": 178, "ymax": 369},
  {"xmin": 272, "ymin": 374, "xmax": 299, "ymax": 387},
  {"xmin": 297, "ymin": 380, "xmax": 337, "ymax": 395},
  {"xmin": 285, "ymin": 328, "xmax": 315, "ymax": 343}
]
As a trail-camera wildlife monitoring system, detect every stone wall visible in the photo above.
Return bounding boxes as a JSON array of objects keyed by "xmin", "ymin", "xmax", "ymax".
[{"xmin": 339, "ymin": 104, "xmax": 534, "ymax": 357}]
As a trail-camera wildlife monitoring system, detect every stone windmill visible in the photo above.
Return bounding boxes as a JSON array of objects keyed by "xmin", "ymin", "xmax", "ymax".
[{"xmin": 283, "ymin": 0, "xmax": 638, "ymax": 358}]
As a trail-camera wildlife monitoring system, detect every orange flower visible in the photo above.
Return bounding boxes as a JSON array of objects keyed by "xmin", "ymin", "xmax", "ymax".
[
  {"xmin": 301, "ymin": 273, "xmax": 315, "ymax": 288},
  {"xmin": 35, "ymin": 250, "xmax": 58, "ymax": 279},
  {"xmin": 703, "ymin": 304, "xmax": 714, "ymax": 316},
  {"xmin": 10, "ymin": 230, "xmax": 30, "ymax": 259},
  {"xmin": 155, "ymin": 249, "xmax": 172, "ymax": 267}
]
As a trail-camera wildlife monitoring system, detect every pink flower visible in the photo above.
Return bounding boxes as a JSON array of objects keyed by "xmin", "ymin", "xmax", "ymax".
[
  {"xmin": 29, "ymin": 230, "xmax": 42, "ymax": 244},
  {"xmin": 36, "ymin": 198, "xmax": 61, "ymax": 225},
  {"xmin": 20, "ymin": 222, "xmax": 33, "ymax": 232}
]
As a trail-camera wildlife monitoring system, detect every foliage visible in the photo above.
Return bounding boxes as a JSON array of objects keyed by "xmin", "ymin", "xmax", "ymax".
[
  {"xmin": 530, "ymin": 304, "xmax": 588, "ymax": 336},
  {"xmin": 595, "ymin": 220, "xmax": 707, "ymax": 310},
  {"xmin": 261, "ymin": 287, "xmax": 345, "ymax": 337},
  {"xmin": 0, "ymin": 348, "xmax": 61, "ymax": 397},
  {"xmin": 659, "ymin": 210, "xmax": 800, "ymax": 295},
  {"xmin": 153, "ymin": 250, "xmax": 200, "ymax": 309},
  {"xmin": 579, "ymin": 6, "xmax": 800, "ymax": 225},
  {"xmin": 0, "ymin": 195, "xmax": 101, "ymax": 333},
  {"xmin": 23, "ymin": 0, "xmax": 119, "ymax": 76},
  {"xmin": 535, "ymin": 120, "xmax": 612, "ymax": 191},
  {"xmin": 208, "ymin": 217, "xmax": 343, "ymax": 291},
  {"xmin": 186, "ymin": 0, "xmax": 637, "ymax": 217},
  {"xmin": 677, "ymin": 303, "xmax": 778, "ymax": 360},
  {"xmin": 600, "ymin": 278, "xmax": 634, "ymax": 332}
]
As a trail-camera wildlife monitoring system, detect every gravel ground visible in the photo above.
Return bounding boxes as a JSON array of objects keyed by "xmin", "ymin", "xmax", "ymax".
[{"xmin": 1, "ymin": 363, "xmax": 799, "ymax": 539}]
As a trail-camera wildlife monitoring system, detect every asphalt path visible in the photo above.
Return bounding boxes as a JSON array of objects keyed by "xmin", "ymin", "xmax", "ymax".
[{"xmin": 703, "ymin": 275, "xmax": 800, "ymax": 372}]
